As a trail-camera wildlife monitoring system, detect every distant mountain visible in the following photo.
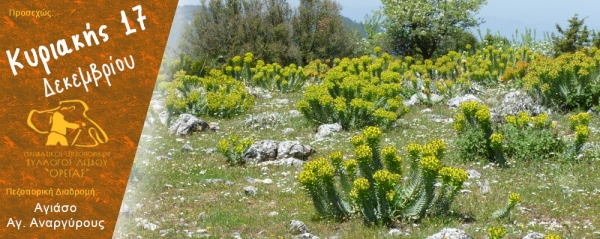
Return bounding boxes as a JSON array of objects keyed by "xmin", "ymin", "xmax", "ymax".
[
  {"xmin": 342, "ymin": 16, "xmax": 367, "ymax": 38},
  {"xmin": 165, "ymin": 5, "xmax": 368, "ymax": 53}
]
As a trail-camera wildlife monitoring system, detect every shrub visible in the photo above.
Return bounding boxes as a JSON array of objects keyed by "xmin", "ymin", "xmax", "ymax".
[
  {"xmin": 303, "ymin": 59, "xmax": 329, "ymax": 84},
  {"xmin": 568, "ymin": 112, "xmax": 591, "ymax": 157},
  {"xmin": 219, "ymin": 52, "xmax": 311, "ymax": 93},
  {"xmin": 298, "ymin": 156, "xmax": 352, "ymax": 220},
  {"xmin": 401, "ymin": 53, "xmax": 468, "ymax": 101},
  {"xmin": 500, "ymin": 60, "xmax": 528, "ymax": 84},
  {"xmin": 502, "ymin": 113, "xmax": 565, "ymax": 161},
  {"xmin": 552, "ymin": 14, "xmax": 594, "ymax": 56},
  {"xmin": 296, "ymin": 53, "xmax": 409, "ymax": 129},
  {"xmin": 454, "ymin": 126, "xmax": 489, "ymax": 161},
  {"xmin": 487, "ymin": 225, "xmax": 507, "ymax": 239},
  {"xmin": 569, "ymin": 112, "xmax": 591, "ymax": 130},
  {"xmin": 252, "ymin": 63, "xmax": 308, "ymax": 92},
  {"xmin": 504, "ymin": 111, "xmax": 590, "ymax": 160},
  {"xmin": 544, "ymin": 234, "xmax": 562, "ymax": 239},
  {"xmin": 161, "ymin": 70, "xmax": 255, "ymax": 120},
  {"xmin": 217, "ymin": 134, "xmax": 254, "ymax": 166},
  {"xmin": 523, "ymin": 47, "xmax": 600, "ymax": 110},
  {"xmin": 160, "ymin": 54, "xmax": 210, "ymax": 78},
  {"xmin": 293, "ymin": 44, "xmax": 542, "ymax": 112},
  {"xmin": 298, "ymin": 127, "xmax": 467, "ymax": 225},
  {"xmin": 453, "ymin": 101, "xmax": 506, "ymax": 165},
  {"xmin": 458, "ymin": 44, "xmax": 536, "ymax": 87},
  {"xmin": 456, "ymin": 106, "xmax": 591, "ymax": 162},
  {"xmin": 493, "ymin": 192, "xmax": 521, "ymax": 219}
]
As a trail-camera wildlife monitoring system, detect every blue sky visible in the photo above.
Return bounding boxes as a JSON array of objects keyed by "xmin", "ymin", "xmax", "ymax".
[{"xmin": 178, "ymin": 0, "xmax": 600, "ymax": 39}]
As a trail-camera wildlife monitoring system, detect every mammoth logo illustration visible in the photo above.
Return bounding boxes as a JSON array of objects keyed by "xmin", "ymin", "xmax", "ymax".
[{"xmin": 27, "ymin": 100, "xmax": 108, "ymax": 147}]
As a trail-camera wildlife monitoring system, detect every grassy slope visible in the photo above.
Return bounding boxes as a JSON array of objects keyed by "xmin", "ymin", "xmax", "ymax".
[{"xmin": 113, "ymin": 88, "xmax": 600, "ymax": 238}]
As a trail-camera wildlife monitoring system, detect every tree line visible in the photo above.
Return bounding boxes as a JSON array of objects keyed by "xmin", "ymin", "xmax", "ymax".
[
  {"xmin": 179, "ymin": 0, "xmax": 600, "ymax": 65},
  {"xmin": 179, "ymin": 0, "xmax": 360, "ymax": 66}
]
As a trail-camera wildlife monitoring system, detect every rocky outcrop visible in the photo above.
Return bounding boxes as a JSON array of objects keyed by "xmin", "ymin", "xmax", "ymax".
[
  {"xmin": 277, "ymin": 141, "xmax": 315, "ymax": 160},
  {"xmin": 315, "ymin": 123, "xmax": 342, "ymax": 140},
  {"xmin": 426, "ymin": 228, "xmax": 473, "ymax": 239},
  {"xmin": 447, "ymin": 94, "xmax": 483, "ymax": 109},
  {"xmin": 244, "ymin": 140, "xmax": 315, "ymax": 166},
  {"xmin": 168, "ymin": 114, "xmax": 209, "ymax": 136},
  {"xmin": 244, "ymin": 140, "xmax": 279, "ymax": 163},
  {"xmin": 495, "ymin": 90, "xmax": 546, "ymax": 118}
]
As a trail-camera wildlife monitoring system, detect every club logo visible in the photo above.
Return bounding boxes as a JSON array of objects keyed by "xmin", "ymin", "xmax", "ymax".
[{"xmin": 27, "ymin": 100, "xmax": 108, "ymax": 147}]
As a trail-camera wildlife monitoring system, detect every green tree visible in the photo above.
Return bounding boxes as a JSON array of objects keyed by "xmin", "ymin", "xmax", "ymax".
[
  {"xmin": 259, "ymin": 0, "xmax": 300, "ymax": 63},
  {"xmin": 552, "ymin": 14, "xmax": 591, "ymax": 56},
  {"xmin": 180, "ymin": 0, "xmax": 357, "ymax": 65},
  {"xmin": 592, "ymin": 31, "xmax": 600, "ymax": 49},
  {"xmin": 179, "ymin": 0, "xmax": 238, "ymax": 60},
  {"xmin": 381, "ymin": 0, "xmax": 487, "ymax": 59},
  {"xmin": 359, "ymin": 11, "xmax": 389, "ymax": 55},
  {"xmin": 363, "ymin": 11, "xmax": 383, "ymax": 40},
  {"xmin": 478, "ymin": 29, "xmax": 509, "ymax": 48},
  {"xmin": 179, "ymin": 0, "xmax": 299, "ymax": 64},
  {"xmin": 292, "ymin": 0, "xmax": 358, "ymax": 64},
  {"xmin": 436, "ymin": 29, "xmax": 479, "ymax": 55}
]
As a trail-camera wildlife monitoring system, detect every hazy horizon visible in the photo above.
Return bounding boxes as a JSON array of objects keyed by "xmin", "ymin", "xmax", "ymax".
[{"xmin": 177, "ymin": 0, "xmax": 600, "ymax": 39}]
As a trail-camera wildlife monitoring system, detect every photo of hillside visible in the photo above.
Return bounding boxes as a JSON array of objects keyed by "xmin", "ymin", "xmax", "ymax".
[{"xmin": 114, "ymin": 1, "xmax": 600, "ymax": 238}]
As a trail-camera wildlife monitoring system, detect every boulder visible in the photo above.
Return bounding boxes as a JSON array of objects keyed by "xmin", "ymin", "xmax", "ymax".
[
  {"xmin": 496, "ymin": 90, "xmax": 546, "ymax": 118},
  {"xmin": 294, "ymin": 233, "xmax": 319, "ymax": 239},
  {"xmin": 244, "ymin": 140, "xmax": 279, "ymax": 163},
  {"xmin": 282, "ymin": 128, "xmax": 295, "ymax": 134},
  {"xmin": 388, "ymin": 228, "xmax": 403, "ymax": 237},
  {"xmin": 205, "ymin": 148, "xmax": 216, "ymax": 155},
  {"xmin": 156, "ymin": 155, "xmax": 172, "ymax": 161},
  {"xmin": 276, "ymin": 99, "xmax": 290, "ymax": 104},
  {"xmin": 159, "ymin": 111, "xmax": 168, "ymax": 125},
  {"xmin": 447, "ymin": 94, "xmax": 483, "ymax": 109},
  {"xmin": 288, "ymin": 110, "xmax": 303, "ymax": 118},
  {"xmin": 587, "ymin": 107, "xmax": 597, "ymax": 115},
  {"xmin": 209, "ymin": 122, "xmax": 220, "ymax": 132},
  {"xmin": 245, "ymin": 176, "xmax": 255, "ymax": 184},
  {"xmin": 243, "ymin": 186, "xmax": 257, "ymax": 196},
  {"xmin": 480, "ymin": 179, "xmax": 491, "ymax": 194},
  {"xmin": 277, "ymin": 141, "xmax": 314, "ymax": 160},
  {"xmin": 403, "ymin": 94, "xmax": 420, "ymax": 107},
  {"xmin": 466, "ymin": 169, "xmax": 481, "ymax": 179},
  {"xmin": 404, "ymin": 93, "xmax": 443, "ymax": 106},
  {"xmin": 181, "ymin": 143, "xmax": 193, "ymax": 152},
  {"xmin": 522, "ymin": 232, "xmax": 545, "ymax": 239},
  {"xmin": 168, "ymin": 114, "xmax": 209, "ymax": 136},
  {"xmin": 315, "ymin": 123, "xmax": 342, "ymax": 140},
  {"xmin": 289, "ymin": 220, "xmax": 310, "ymax": 235},
  {"xmin": 426, "ymin": 228, "xmax": 473, "ymax": 239}
]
